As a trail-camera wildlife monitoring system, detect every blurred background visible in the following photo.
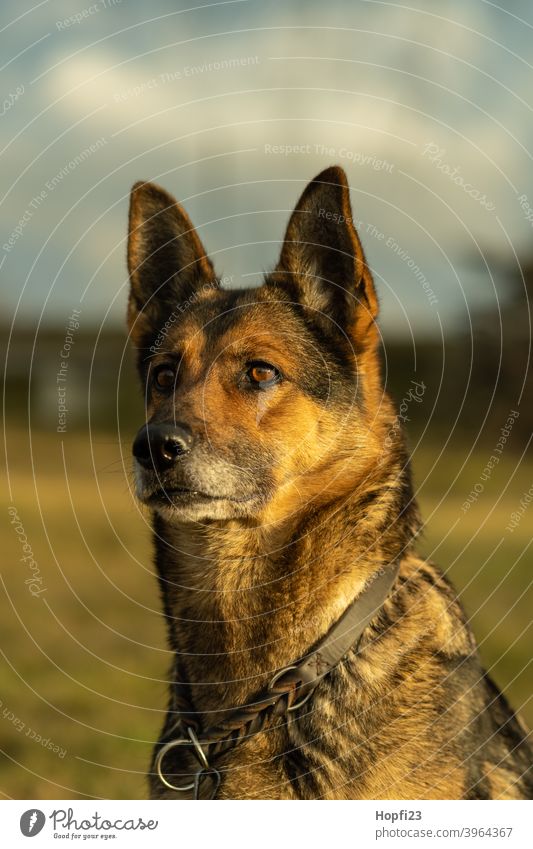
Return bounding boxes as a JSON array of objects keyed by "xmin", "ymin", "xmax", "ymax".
[{"xmin": 1, "ymin": 0, "xmax": 531, "ymax": 799}]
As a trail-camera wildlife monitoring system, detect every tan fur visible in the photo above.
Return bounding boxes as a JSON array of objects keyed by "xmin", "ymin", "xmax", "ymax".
[{"xmin": 126, "ymin": 167, "xmax": 532, "ymax": 799}]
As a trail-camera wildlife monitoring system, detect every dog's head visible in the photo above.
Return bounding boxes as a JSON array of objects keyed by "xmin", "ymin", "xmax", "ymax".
[{"xmin": 127, "ymin": 166, "xmax": 387, "ymax": 523}]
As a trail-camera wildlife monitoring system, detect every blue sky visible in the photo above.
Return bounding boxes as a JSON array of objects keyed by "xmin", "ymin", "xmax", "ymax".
[{"xmin": 2, "ymin": 0, "xmax": 533, "ymax": 338}]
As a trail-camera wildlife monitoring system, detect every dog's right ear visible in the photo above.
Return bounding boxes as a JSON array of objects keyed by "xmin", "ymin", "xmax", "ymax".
[
  {"xmin": 127, "ymin": 181, "xmax": 216, "ymax": 329},
  {"xmin": 272, "ymin": 166, "xmax": 379, "ymax": 345}
]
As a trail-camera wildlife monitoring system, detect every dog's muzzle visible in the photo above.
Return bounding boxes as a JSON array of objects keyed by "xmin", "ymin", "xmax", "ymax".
[{"xmin": 132, "ymin": 422, "xmax": 193, "ymax": 472}]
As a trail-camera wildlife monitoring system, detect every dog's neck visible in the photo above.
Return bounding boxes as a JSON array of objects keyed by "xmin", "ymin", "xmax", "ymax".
[{"xmin": 152, "ymin": 449, "xmax": 419, "ymax": 724}]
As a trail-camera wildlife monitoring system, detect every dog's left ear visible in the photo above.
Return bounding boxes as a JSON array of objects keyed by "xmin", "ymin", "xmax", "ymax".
[{"xmin": 274, "ymin": 166, "xmax": 378, "ymax": 341}]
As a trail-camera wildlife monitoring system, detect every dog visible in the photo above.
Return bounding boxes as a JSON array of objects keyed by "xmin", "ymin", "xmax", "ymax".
[{"xmin": 126, "ymin": 166, "xmax": 532, "ymax": 799}]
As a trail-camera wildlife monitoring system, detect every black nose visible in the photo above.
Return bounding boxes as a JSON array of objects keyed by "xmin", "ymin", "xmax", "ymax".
[{"xmin": 132, "ymin": 423, "xmax": 193, "ymax": 470}]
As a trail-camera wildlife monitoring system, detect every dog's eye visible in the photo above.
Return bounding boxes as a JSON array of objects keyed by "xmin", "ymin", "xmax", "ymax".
[
  {"xmin": 246, "ymin": 361, "xmax": 280, "ymax": 388},
  {"xmin": 152, "ymin": 365, "xmax": 176, "ymax": 391}
]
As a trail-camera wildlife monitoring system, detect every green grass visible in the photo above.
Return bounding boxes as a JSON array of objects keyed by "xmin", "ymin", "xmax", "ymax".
[{"xmin": 1, "ymin": 429, "xmax": 531, "ymax": 799}]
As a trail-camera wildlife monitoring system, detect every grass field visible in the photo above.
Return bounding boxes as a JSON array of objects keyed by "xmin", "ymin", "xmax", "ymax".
[{"xmin": 1, "ymin": 427, "xmax": 531, "ymax": 799}]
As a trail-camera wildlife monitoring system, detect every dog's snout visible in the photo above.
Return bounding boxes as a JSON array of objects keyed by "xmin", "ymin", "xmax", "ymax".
[{"xmin": 132, "ymin": 423, "xmax": 193, "ymax": 470}]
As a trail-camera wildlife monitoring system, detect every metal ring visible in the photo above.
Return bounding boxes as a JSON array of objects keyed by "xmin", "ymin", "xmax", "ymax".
[
  {"xmin": 187, "ymin": 726, "xmax": 209, "ymax": 770},
  {"xmin": 155, "ymin": 737, "xmax": 196, "ymax": 792},
  {"xmin": 155, "ymin": 728, "xmax": 212, "ymax": 792},
  {"xmin": 269, "ymin": 665, "xmax": 315, "ymax": 712}
]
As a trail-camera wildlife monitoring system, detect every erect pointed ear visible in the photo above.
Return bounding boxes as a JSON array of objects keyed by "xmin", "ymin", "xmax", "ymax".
[
  {"xmin": 127, "ymin": 180, "xmax": 216, "ymax": 329},
  {"xmin": 273, "ymin": 166, "xmax": 378, "ymax": 340}
]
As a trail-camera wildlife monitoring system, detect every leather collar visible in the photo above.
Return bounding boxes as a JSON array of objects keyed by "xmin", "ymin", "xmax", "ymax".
[{"xmin": 155, "ymin": 558, "xmax": 400, "ymax": 798}]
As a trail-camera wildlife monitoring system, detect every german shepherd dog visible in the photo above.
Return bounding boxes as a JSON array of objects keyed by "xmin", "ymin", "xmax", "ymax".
[{"xmin": 127, "ymin": 166, "xmax": 532, "ymax": 799}]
